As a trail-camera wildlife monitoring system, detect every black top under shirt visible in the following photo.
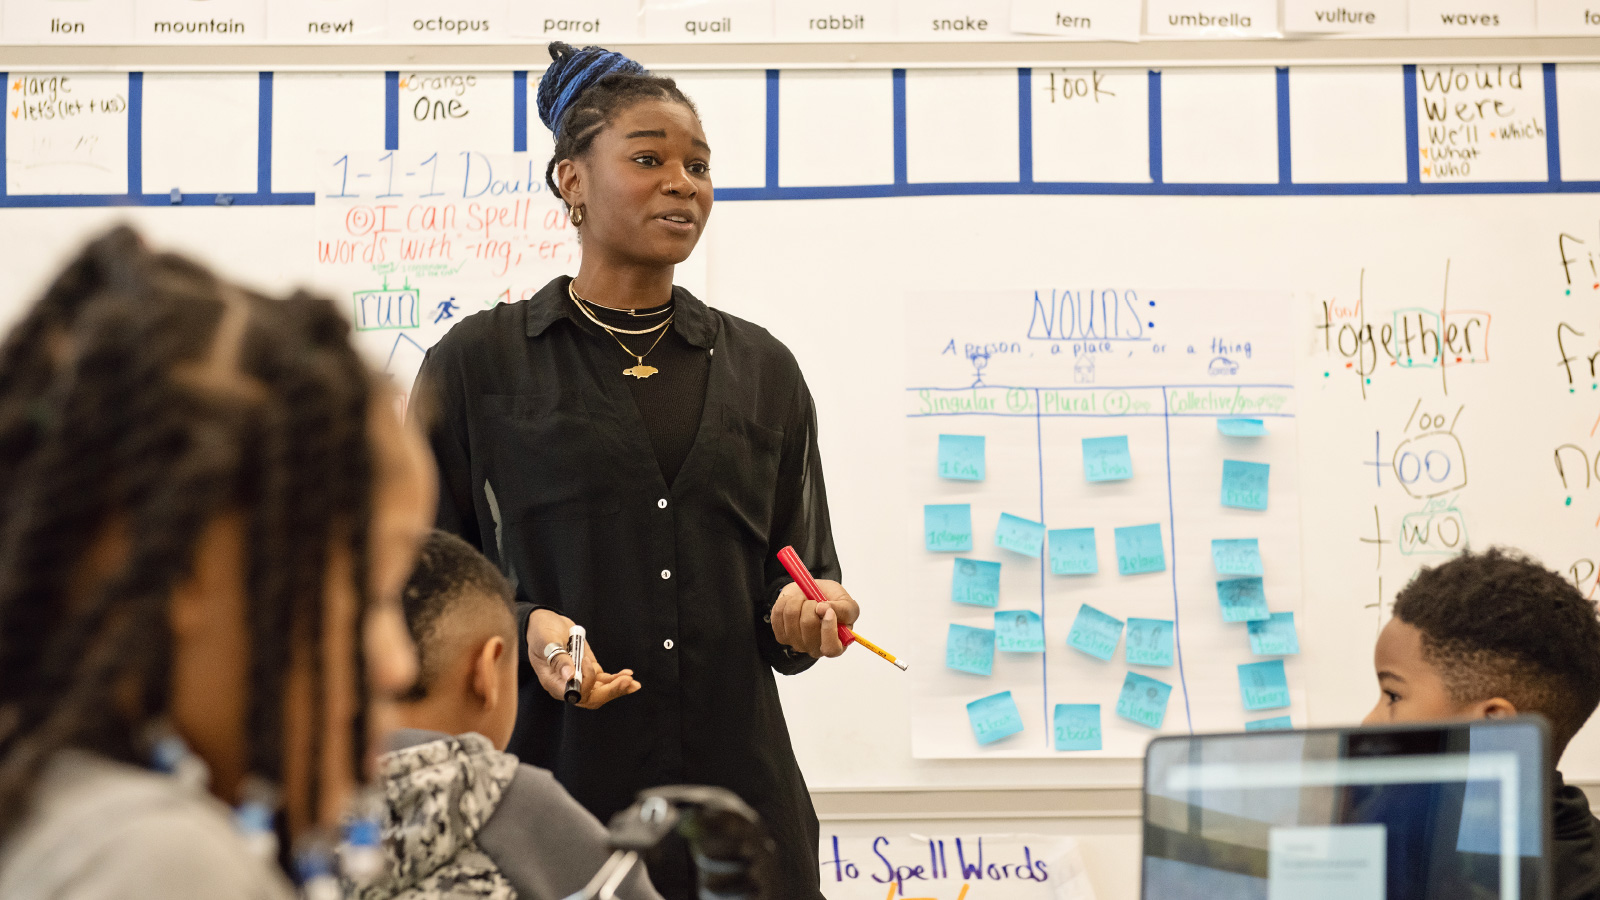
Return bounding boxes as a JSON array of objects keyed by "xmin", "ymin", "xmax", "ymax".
[
  {"xmin": 1554, "ymin": 772, "xmax": 1600, "ymax": 900},
  {"xmin": 570, "ymin": 290, "xmax": 709, "ymax": 486},
  {"xmin": 411, "ymin": 275, "xmax": 839, "ymax": 900}
]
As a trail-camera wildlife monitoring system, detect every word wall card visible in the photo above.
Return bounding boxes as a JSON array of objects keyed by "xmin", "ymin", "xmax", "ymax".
[{"xmin": 908, "ymin": 288, "xmax": 1305, "ymax": 757}]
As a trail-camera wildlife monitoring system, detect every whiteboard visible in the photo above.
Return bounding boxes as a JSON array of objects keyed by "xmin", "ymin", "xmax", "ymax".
[
  {"xmin": 2, "ymin": 61, "xmax": 1599, "ymax": 790},
  {"xmin": 739, "ymin": 190, "xmax": 1600, "ymax": 787}
]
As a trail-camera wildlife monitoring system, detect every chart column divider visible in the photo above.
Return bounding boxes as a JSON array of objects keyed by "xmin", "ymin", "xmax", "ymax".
[
  {"xmin": 1163, "ymin": 386, "xmax": 1195, "ymax": 733},
  {"xmin": 1036, "ymin": 388, "xmax": 1048, "ymax": 745}
]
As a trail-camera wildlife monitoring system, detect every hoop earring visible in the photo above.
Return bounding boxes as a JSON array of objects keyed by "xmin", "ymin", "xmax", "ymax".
[{"xmin": 570, "ymin": 205, "xmax": 585, "ymax": 226}]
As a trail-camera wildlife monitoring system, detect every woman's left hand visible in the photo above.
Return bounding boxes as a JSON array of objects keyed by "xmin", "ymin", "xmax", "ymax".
[{"xmin": 771, "ymin": 580, "xmax": 861, "ymax": 658}]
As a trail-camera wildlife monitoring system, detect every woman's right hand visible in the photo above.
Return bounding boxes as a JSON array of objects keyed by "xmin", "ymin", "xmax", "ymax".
[{"xmin": 526, "ymin": 609, "xmax": 641, "ymax": 709}]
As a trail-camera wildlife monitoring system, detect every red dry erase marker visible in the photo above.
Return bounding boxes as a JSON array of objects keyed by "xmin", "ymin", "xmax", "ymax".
[{"xmin": 776, "ymin": 545, "xmax": 908, "ymax": 671}]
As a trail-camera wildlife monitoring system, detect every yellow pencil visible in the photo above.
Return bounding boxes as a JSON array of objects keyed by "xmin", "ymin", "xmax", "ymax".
[{"xmin": 843, "ymin": 627, "xmax": 909, "ymax": 671}]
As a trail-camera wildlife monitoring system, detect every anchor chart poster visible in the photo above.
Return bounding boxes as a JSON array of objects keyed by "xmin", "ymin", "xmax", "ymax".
[{"xmin": 909, "ymin": 288, "xmax": 1307, "ymax": 758}]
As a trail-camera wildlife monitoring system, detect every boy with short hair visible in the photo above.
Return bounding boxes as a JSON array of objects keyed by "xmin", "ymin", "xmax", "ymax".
[
  {"xmin": 356, "ymin": 530, "xmax": 663, "ymax": 900},
  {"xmin": 1364, "ymin": 547, "xmax": 1600, "ymax": 900}
]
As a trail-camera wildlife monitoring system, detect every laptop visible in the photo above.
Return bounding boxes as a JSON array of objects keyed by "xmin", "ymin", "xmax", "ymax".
[{"xmin": 1142, "ymin": 718, "xmax": 1551, "ymax": 900}]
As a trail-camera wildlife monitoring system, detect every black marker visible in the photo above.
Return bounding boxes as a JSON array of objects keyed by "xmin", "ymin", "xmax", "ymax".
[{"xmin": 564, "ymin": 625, "xmax": 586, "ymax": 705}]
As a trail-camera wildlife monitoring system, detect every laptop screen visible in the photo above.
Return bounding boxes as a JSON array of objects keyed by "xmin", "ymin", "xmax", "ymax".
[{"xmin": 1142, "ymin": 719, "xmax": 1550, "ymax": 900}]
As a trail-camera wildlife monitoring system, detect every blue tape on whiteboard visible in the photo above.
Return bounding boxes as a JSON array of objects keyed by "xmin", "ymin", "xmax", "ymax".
[
  {"xmin": 938, "ymin": 434, "xmax": 985, "ymax": 481},
  {"xmin": 1222, "ymin": 460, "xmax": 1271, "ymax": 510},
  {"xmin": 1246, "ymin": 715, "xmax": 1293, "ymax": 731},
  {"xmin": 1049, "ymin": 527, "xmax": 1098, "ymax": 575},
  {"xmin": 967, "ymin": 691, "xmax": 1024, "ymax": 745},
  {"xmin": 994, "ymin": 512, "xmax": 1046, "ymax": 557},
  {"xmin": 1217, "ymin": 577, "xmax": 1270, "ymax": 623},
  {"xmin": 1218, "ymin": 418, "xmax": 1268, "ymax": 437},
  {"xmin": 1212, "ymin": 538, "xmax": 1263, "ymax": 575},
  {"xmin": 945, "ymin": 624, "xmax": 995, "ymax": 676},
  {"xmin": 951, "ymin": 558, "xmax": 1001, "ymax": 607},
  {"xmin": 1239, "ymin": 659, "xmax": 1291, "ymax": 710},
  {"xmin": 1125, "ymin": 617, "xmax": 1175, "ymax": 667},
  {"xmin": 1114, "ymin": 523, "xmax": 1166, "ymax": 575},
  {"xmin": 1249, "ymin": 612, "xmax": 1300, "ymax": 655},
  {"xmin": 1082, "ymin": 435, "xmax": 1133, "ymax": 482},
  {"xmin": 1116, "ymin": 671, "xmax": 1173, "ymax": 729},
  {"xmin": 925, "ymin": 504, "xmax": 973, "ymax": 552},
  {"xmin": 1054, "ymin": 704, "xmax": 1102, "ymax": 751},
  {"xmin": 995, "ymin": 609, "xmax": 1045, "ymax": 652},
  {"xmin": 1066, "ymin": 604, "xmax": 1124, "ymax": 661}
]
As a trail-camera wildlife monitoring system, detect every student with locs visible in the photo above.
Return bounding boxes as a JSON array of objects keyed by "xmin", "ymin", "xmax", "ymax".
[
  {"xmin": 411, "ymin": 43, "xmax": 855, "ymax": 899},
  {"xmin": 0, "ymin": 228, "xmax": 437, "ymax": 898}
]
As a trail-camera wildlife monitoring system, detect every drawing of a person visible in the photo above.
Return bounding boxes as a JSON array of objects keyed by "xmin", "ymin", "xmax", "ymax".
[{"xmin": 969, "ymin": 347, "xmax": 990, "ymax": 387}]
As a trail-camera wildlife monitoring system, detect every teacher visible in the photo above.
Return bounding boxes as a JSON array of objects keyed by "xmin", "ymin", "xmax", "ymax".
[{"xmin": 412, "ymin": 43, "xmax": 855, "ymax": 900}]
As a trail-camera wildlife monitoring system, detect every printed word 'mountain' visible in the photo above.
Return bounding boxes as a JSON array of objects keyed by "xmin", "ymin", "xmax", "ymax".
[{"xmin": 153, "ymin": 18, "xmax": 245, "ymax": 34}]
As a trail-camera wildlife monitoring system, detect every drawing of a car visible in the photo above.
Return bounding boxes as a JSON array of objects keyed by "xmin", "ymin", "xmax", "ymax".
[{"xmin": 1209, "ymin": 356, "xmax": 1239, "ymax": 376}]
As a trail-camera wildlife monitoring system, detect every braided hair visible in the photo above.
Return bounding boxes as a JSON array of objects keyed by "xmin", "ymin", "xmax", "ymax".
[
  {"xmin": 537, "ymin": 41, "xmax": 700, "ymax": 211},
  {"xmin": 0, "ymin": 226, "xmax": 380, "ymax": 859}
]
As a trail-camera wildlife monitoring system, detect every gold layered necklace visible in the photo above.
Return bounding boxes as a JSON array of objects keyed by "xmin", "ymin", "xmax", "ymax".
[{"xmin": 569, "ymin": 281, "xmax": 675, "ymax": 379}]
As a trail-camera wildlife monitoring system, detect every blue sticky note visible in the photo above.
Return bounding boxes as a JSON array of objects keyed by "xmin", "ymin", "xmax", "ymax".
[
  {"xmin": 1082, "ymin": 435, "xmax": 1133, "ymax": 482},
  {"xmin": 1239, "ymin": 659, "xmax": 1291, "ymax": 710},
  {"xmin": 994, "ymin": 513, "xmax": 1046, "ymax": 558},
  {"xmin": 1221, "ymin": 460, "xmax": 1271, "ymax": 510},
  {"xmin": 1249, "ymin": 612, "xmax": 1300, "ymax": 656},
  {"xmin": 1125, "ymin": 618, "xmax": 1175, "ymax": 667},
  {"xmin": 967, "ymin": 691, "xmax": 1025, "ymax": 745},
  {"xmin": 1049, "ymin": 528, "xmax": 1098, "ymax": 575},
  {"xmin": 945, "ymin": 624, "xmax": 996, "ymax": 676},
  {"xmin": 925, "ymin": 504, "xmax": 973, "ymax": 552},
  {"xmin": 938, "ymin": 434, "xmax": 986, "ymax": 481},
  {"xmin": 1066, "ymin": 604, "xmax": 1124, "ymax": 661},
  {"xmin": 1054, "ymin": 704, "xmax": 1102, "ymax": 751},
  {"xmin": 995, "ymin": 609, "xmax": 1045, "ymax": 652},
  {"xmin": 1212, "ymin": 538, "xmax": 1263, "ymax": 576},
  {"xmin": 951, "ymin": 558, "xmax": 1001, "ymax": 608},
  {"xmin": 1217, "ymin": 577, "xmax": 1270, "ymax": 623},
  {"xmin": 1116, "ymin": 672, "xmax": 1173, "ymax": 729},
  {"xmin": 1246, "ymin": 716, "xmax": 1293, "ymax": 731},
  {"xmin": 1218, "ymin": 418, "xmax": 1268, "ymax": 437},
  {"xmin": 1114, "ymin": 523, "xmax": 1166, "ymax": 575}
]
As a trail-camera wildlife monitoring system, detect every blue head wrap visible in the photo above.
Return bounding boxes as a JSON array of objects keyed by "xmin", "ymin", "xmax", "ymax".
[{"xmin": 537, "ymin": 42, "xmax": 648, "ymax": 136}]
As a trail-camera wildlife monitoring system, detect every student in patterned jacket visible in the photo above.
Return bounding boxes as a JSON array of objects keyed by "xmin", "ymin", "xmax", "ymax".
[{"xmin": 355, "ymin": 530, "xmax": 665, "ymax": 900}]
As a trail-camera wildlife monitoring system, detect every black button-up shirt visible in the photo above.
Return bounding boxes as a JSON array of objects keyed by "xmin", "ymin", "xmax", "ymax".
[{"xmin": 412, "ymin": 275, "xmax": 839, "ymax": 900}]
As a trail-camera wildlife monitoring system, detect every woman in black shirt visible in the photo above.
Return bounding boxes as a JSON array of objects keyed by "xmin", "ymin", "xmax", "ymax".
[{"xmin": 412, "ymin": 43, "xmax": 856, "ymax": 900}]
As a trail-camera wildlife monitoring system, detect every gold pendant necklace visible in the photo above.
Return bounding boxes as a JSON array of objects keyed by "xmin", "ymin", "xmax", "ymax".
[
  {"xmin": 568, "ymin": 282, "xmax": 673, "ymax": 378},
  {"xmin": 615, "ymin": 320, "xmax": 673, "ymax": 378}
]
